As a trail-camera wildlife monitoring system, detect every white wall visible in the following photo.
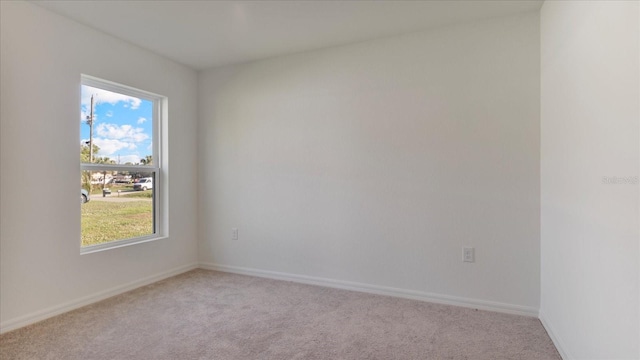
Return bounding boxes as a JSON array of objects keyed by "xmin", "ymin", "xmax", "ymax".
[
  {"xmin": 198, "ymin": 12, "xmax": 541, "ymax": 312},
  {"xmin": 0, "ymin": 1, "xmax": 198, "ymax": 331},
  {"xmin": 540, "ymin": 1, "xmax": 640, "ymax": 359}
]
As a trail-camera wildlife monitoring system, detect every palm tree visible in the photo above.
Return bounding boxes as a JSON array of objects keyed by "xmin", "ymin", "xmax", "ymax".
[{"xmin": 140, "ymin": 155, "xmax": 153, "ymax": 165}]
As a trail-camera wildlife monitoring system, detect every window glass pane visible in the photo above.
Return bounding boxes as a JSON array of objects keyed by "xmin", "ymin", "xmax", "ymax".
[
  {"xmin": 81, "ymin": 85, "xmax": 154, "ymax": 166},
  {"xmin": 81, "ymin": 170, "xmax": 155, "ymax": 247},
  {"xmin": 80, "ymin": 77, "xmax": 162, "ymax": 251}
]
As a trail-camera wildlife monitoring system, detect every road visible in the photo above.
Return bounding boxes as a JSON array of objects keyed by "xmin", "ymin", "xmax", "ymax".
[{"xmin": 90, "ymin": 191, "xmax": 153, "ymax": 202}]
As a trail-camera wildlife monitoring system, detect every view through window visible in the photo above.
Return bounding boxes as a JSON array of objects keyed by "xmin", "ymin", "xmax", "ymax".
[{"xmin": 80, "ymin": 76, "xmax": 161, "ymax": 250}]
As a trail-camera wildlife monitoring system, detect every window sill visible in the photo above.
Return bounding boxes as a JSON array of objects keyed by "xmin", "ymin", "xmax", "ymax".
[{"xmin": 80, "ymin": 235, "xmax": 168, "ymax": 255}]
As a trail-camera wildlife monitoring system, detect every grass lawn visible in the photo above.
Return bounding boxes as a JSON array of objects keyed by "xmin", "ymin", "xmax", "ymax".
[
  {"xmin": 120, "ymin": 190, "xmax": 153, "ymax": 198},
  {"xmin": 81, "ymin": 200, "xmax": 153, "ymax": 247}
]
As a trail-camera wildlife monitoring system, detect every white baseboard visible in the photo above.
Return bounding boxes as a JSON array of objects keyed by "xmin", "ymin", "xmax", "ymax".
[
  {"xmin": 0, "ymin": 263, "xmax": 198, "ymax": 334},
  {"xmin": 199, "ymin": 262, "xmax": 539, "ymax": 317},
  {"xmin": 539, "ymin": 311, "xmax": 570, "ymax": 360}
]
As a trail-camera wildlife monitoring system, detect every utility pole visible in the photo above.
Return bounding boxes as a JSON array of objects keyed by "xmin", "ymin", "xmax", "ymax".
[{"xmin": 86, "ymin": 95, "xmax": 94, "ymax": 163}]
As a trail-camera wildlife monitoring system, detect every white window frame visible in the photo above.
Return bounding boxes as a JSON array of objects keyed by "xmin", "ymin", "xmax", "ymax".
[{"xmin": 80, "ymin": 75, "xmax": 166, "ymax": 254}]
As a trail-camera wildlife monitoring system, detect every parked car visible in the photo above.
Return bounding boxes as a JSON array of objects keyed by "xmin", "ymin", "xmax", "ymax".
[
  {"xmin": 133, "ymin": 177, "xmax": 153, "ymax": 191},
  {"xmin": 81, "ymin": 189, "xmax": 90, "ymax": 204}
]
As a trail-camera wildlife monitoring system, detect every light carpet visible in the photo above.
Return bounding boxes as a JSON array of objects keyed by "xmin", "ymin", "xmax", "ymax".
[{"xmin": 0, "ymin": 269, "xmax": 560, "ymax": 359}]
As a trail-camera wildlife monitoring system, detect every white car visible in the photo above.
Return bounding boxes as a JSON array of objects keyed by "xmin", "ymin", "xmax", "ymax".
[{"xmin": 133, "ymin": 177, "xmax": 153, "ymax": 191}]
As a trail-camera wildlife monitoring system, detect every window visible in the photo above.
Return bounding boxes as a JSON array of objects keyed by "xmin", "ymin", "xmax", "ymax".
[{"xmin": 80, "ymin": 75, "xmax": 165, "ymax": 253}]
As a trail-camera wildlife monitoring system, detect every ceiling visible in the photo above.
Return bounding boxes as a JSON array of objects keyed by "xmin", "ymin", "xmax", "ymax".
[{"xmin": 34, "ymin": 0, "xmax": 543, "ymax": 71}]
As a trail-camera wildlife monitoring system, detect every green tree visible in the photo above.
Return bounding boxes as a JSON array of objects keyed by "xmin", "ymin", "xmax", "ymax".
[
  {"xmin": 81, "ymin": 144, "xmax": 100, "ymax": 192},
  {"xmin": 140, "ymin": 155, "xmax": 153, "ymax": 165},
  {"xmin": 94, "ymin": 156, "xmax": 116, "ymax": 164},
  {"xmin": 81, "ymin": 144, "xmax": 116, "ymax": 192},
  {"xmin": 81, "ymin": 143, "xmax": 100, "ymax": 163}
]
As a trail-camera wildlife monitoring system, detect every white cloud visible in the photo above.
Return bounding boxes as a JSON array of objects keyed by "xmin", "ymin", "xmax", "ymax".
[
  {"xmin": 118, "ymin": 154, "xmax": 144, "ymax": 164},
  {"xmin": 93, "ymin": 138, "xmax": 134, "ymax": 156},
  {"xmin": 91, "ymin": 123, "xmax": 149, "ymax": 158},
  {"xmin": 80, "ymin": 111, "xmax": 98, "ymax": 123},
  {"xmin": 96, "ymin": 123, "xmax": 149, "ymax": 143},
  {"xmin": 106, "ymin": 111, "xmax": 114, "ymax": 117},
  {"xmin": 81, "ymin": 85, "xmax": 142, "ymax": 117},
  {"xmin": 137, "ymin": 117, "xmax": 147, "ymax": 124},
  {"xmin": 91, "ymin": 138, "xmax": 146, "ymax": 163}
]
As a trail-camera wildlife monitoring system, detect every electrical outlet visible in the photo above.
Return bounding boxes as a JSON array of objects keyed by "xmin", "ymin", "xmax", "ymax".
[
  {"xmin": 232, "ymin": 228, "xmax": 238, "ymax": 240},
  {"xmin": 463, "ymin": 247, "xmax": 474, "ymax": 263}
]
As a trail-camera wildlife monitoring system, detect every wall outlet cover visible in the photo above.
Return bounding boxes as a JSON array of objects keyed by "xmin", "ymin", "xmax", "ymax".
[{"xmin": 463, "ymin": 247, "xmax": 475, "ymax": 263}]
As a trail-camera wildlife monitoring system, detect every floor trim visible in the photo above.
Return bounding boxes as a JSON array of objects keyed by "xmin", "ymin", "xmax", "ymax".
[
  {"xmin": 539, "ymin": 311, "xmax": 570, "ymax": 360},
  {"xmin": 200, "ymin": 262, "xmax": 539, "ymax": 317},
  {"xmin": 0, "ymin": 263, "xmax": 198, "ymax": 334}
]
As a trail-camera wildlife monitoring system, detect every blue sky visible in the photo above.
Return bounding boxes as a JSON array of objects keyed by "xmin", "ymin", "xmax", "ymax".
[{"xmin": 81, "ymin": 85, "xmax": 153, "ymax": 164}]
